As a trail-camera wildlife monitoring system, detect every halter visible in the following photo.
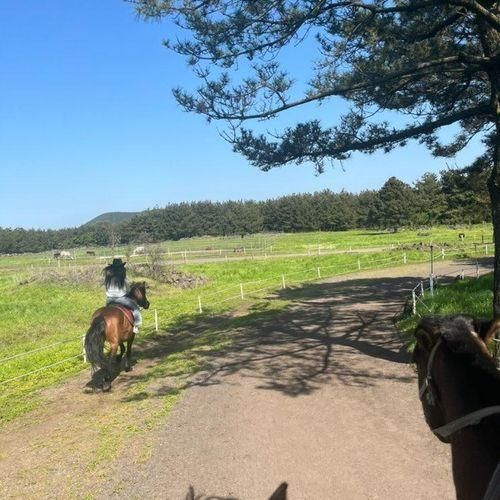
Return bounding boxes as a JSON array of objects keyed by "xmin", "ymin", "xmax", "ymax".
[{"xmin": 419, "ymin": 338, "xmax": 500, "ymax": 440}]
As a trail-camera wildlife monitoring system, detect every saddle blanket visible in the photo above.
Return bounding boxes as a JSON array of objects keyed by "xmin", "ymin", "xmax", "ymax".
[{"xmin": 108, "ymin": 304, "xmax": 134, "ymax": 326}]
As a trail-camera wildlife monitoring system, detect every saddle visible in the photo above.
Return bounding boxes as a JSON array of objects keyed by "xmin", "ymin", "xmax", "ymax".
[{"xmin": 108, "ymin": 304, "xmax": 134, "ymax": 326}]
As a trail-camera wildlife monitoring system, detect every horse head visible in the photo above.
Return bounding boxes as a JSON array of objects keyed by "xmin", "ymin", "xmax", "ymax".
[
  {"xmin": 413, "ymin": 315, "xmax": 499, "ymax": 443},
  {"xmin": 129, "ymin": 281, "xmax": 150, "ymax": 310}
]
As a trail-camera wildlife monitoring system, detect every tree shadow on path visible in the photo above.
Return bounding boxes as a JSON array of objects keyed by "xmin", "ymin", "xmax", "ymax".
[{"xmin": 126, "ymin": 274, "xmax": 421, "ymax": 400}]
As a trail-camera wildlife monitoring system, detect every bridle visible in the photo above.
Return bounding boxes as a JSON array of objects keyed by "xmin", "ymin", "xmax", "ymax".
[{"xmin": 419, "ymin": 338, "xmax": 500, "ymax": 441}]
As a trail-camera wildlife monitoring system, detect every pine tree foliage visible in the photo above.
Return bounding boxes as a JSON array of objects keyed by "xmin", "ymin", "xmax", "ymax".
[{"xmin": 130, "ymin": 0, "xmax": 498, "ymax": 169}]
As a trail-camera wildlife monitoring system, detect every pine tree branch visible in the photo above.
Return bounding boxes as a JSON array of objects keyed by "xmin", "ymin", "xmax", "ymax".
[
  {"xmin": 235, "ymin": 104, "xmax": 492, "ymax": 168},
  {"xmin": 449, "ymin": 0, "xmax": 500, "ymax": 30},
  {"xmin": 413, "ymin": 12, "xmax": 464, "ymax": 41},
  {"xmin": 325, "ymin": 104, "xmax": 491, "ymax": 156},
  {"xmin": 194, "ymin": 56, "xmax": 488, "ymax": 121}
]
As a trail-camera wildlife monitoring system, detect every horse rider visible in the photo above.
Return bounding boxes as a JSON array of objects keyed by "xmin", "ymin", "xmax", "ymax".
[{"xmin": 103, "ymin": 258, "xmax": 142, "ymax": 333}]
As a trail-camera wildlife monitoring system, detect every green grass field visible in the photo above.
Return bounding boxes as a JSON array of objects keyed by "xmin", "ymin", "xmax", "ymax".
[
  {"xmin": 0, "ymin": 223, "xmax": 493, "ymax": 270},
  {"xmin": 398, "ymin": 273, "xmax": 494, "ymax": 350},
  {"xmin": 0, "ymin": 225, "xmax": 493, "ymax": 423}
]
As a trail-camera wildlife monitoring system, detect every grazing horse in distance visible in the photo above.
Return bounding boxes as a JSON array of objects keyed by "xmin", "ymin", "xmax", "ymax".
[
  {"xmin": 85, "ymin": 282, "xmax": 150, "ymax": 392},
  {"xmin": 413, "ymin": 315, "xmax": 500, "ymax": 500}
]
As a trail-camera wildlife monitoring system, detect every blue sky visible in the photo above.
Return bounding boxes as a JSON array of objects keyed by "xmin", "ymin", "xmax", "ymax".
[{"xmin": 0, "ymin": 0, "xmax": 483, "ymax": 229}]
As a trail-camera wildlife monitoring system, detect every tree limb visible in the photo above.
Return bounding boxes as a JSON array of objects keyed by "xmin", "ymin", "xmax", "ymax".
[
  {"xmin": 324, "ymin": 104, "xmax": 492, "ymax": 156},
  {"xmin": 235, "ymin": 104, "xmax": 492, "ymax": 169},
  {"xmin": 449, "ymin": 0, "xmax": 500, "ymax": 30},
  {"xmin": 192, "ymin": 56, "xmax": 487, "ymax": 121}
]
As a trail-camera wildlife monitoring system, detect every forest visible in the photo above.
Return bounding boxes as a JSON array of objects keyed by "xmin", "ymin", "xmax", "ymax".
[{"xmin": 0, "ymin": 169, "xmax": 491, "ymax": 254}]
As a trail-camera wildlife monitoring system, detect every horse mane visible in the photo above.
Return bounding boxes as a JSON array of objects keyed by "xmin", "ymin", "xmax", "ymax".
[
  {"xmin": 125, "ymin": 282, "xmax": 145, "ymax": 298},
  {"xmin": 128, "ymin": 281, "xmax": 144, "ymax": 290},
  {"xmin": 420, "ymin": 315, "xmax": 500, "ymax": 381}
]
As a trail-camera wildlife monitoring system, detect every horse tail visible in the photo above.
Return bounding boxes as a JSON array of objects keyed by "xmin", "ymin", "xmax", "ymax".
[{"xmin": 84, "ymin": 316, "xmax": 106, "ymax": 373}]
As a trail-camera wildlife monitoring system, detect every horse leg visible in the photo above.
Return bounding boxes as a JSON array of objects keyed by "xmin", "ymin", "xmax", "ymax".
[
  {"xmin": 116, "ymin": 342, "xmax": 125, "ymax": 365},
  {"xmin": 103, "ymin": 344, "xmax": 118, "ymax": 392},
  {"xmin": 124, "ymin": 334, "xmax": 135, "ymax": 372}
]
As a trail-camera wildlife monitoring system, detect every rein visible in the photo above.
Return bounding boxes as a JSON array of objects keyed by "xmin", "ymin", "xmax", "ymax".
[{"xmin": 419, "ymin": 338, "xmax": 500, "ymax": 440}]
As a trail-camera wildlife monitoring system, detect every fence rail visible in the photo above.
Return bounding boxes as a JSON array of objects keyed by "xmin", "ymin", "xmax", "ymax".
[{"xmin": 406, "ymin": 265, "xmax": 490, "ymax": 318}]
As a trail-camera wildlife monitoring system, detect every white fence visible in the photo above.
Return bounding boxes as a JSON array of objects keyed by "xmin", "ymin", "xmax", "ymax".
[
  {"xmin": 1, "ymin": 240, "xmax": 494, "ymax": 270},
  {"xmin": 406, "ymin": 264, "xmax": 490, "ymax": 317},
  {"xmin": 0, "ymin": 249, "xmax": 493, "ymax": 388}
]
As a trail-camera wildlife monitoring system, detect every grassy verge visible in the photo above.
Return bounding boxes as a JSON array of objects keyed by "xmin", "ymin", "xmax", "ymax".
[{"xmin": 397, "ymin": 273, "xmax": 493, "ymax": 350}]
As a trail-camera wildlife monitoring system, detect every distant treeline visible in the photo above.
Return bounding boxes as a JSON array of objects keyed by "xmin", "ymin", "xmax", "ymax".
[{"xmin": 0, "ymin": 169, "xmax": 491, "ymax": 254}]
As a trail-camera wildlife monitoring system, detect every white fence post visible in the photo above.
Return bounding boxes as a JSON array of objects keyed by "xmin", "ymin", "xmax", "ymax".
[
  {"xmin": 281, "ymin": 275, "xmax": 286, "ymax": 289},
  {"xmin": 420, "ymin": 281, "xmax": 424, "ymax": 298},
  {"xmin": 82, "ymin": 335, "xmax": 87, "ymax": 363},
  {"xmin": 317, "ymin": 267, "xmax": 321, "ymax": 278},
  {"xmin": 429, "ymin": 274, "xmax": 434, "ymax": 297},
  {"xmin": 198, "ymin": 296, "xmax": 203, "ymax": 313},
  {"xmin": 441, "ymin": 248, "xmax": 445, "ymax": 260},
  {"xmin": 485, "ymin": 244, "xmax": 488, "ymax": 255},
  {"xmin": 403, "ymin": 253, "xmax": 407, "ymax": 264},
  {"xmin": 154, "ymin": 309, "xmax": 158, "ymax": 333},
  {"xmin": 240, "ymin": 283, "xmax": 244, "ymax": 299},
  {"xmin": 357, "ymin": 259, "xmax": 361, "ymax": 270},
  {"xmin": 412, "ymin": 290, "xmax": 417, "ymax": 315}
]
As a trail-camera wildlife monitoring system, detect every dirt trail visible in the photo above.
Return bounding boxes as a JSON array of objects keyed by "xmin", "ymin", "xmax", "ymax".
[{"xmin": 0, "ymin": 260, "xmax": 492, "ymax": 499}]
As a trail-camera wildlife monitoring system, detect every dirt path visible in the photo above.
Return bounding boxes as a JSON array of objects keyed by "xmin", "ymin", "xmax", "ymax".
[{"xmin": 0, "ymin": 260, "xmax": 492, "ymax": 499}]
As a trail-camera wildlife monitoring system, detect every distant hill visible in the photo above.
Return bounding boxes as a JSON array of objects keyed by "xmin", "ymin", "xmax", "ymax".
[{"xmin": 84, "ymin": 212, "xmax": 140, "ymax": 226}]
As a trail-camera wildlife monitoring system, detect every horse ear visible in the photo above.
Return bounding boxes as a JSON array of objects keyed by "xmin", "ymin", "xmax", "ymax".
[
  {"xmin": 473, "ymin": 317, "xmax": 500, "ymax": 345},
  {"xmin": 185, "ymin": 486, "xmax": 195, "ymax": 500},
  {"xmin": 269, "ymin": 482, "xmax": 288, "ymax": 500},
  {"xmin": 414, "ymin": 318, "xmax": 440, "ymax": 351}
]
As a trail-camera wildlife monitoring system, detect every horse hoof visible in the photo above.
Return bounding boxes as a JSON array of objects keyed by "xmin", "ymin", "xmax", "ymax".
[
  {"xmin": 124, "ymin": 365, "xmax": 132, "ymax": 372},
  {"xmin": 102, "ymin": 381, "xmax": 112, "ymax": 392}
]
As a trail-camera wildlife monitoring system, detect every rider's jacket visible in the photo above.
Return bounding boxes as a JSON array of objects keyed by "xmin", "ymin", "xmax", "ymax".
[{"xmin": 105, "ymin": 278, "xmax": 130, "ymax": 300}]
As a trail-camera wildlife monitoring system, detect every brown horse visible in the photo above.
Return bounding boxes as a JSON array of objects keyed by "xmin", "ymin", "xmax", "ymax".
[
  {"xmin": 413, "ymin": 315, "xmax": 500, "ymax": 500},
  {"xmin": 85, "ymin": 282, "xmax": 150, "ymax": 391}
]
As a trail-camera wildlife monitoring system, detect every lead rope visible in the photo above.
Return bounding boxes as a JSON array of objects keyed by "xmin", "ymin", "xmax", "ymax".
[{"xmin": 419, "ymin": 338, "xmax": 442, "ymax": 405}]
